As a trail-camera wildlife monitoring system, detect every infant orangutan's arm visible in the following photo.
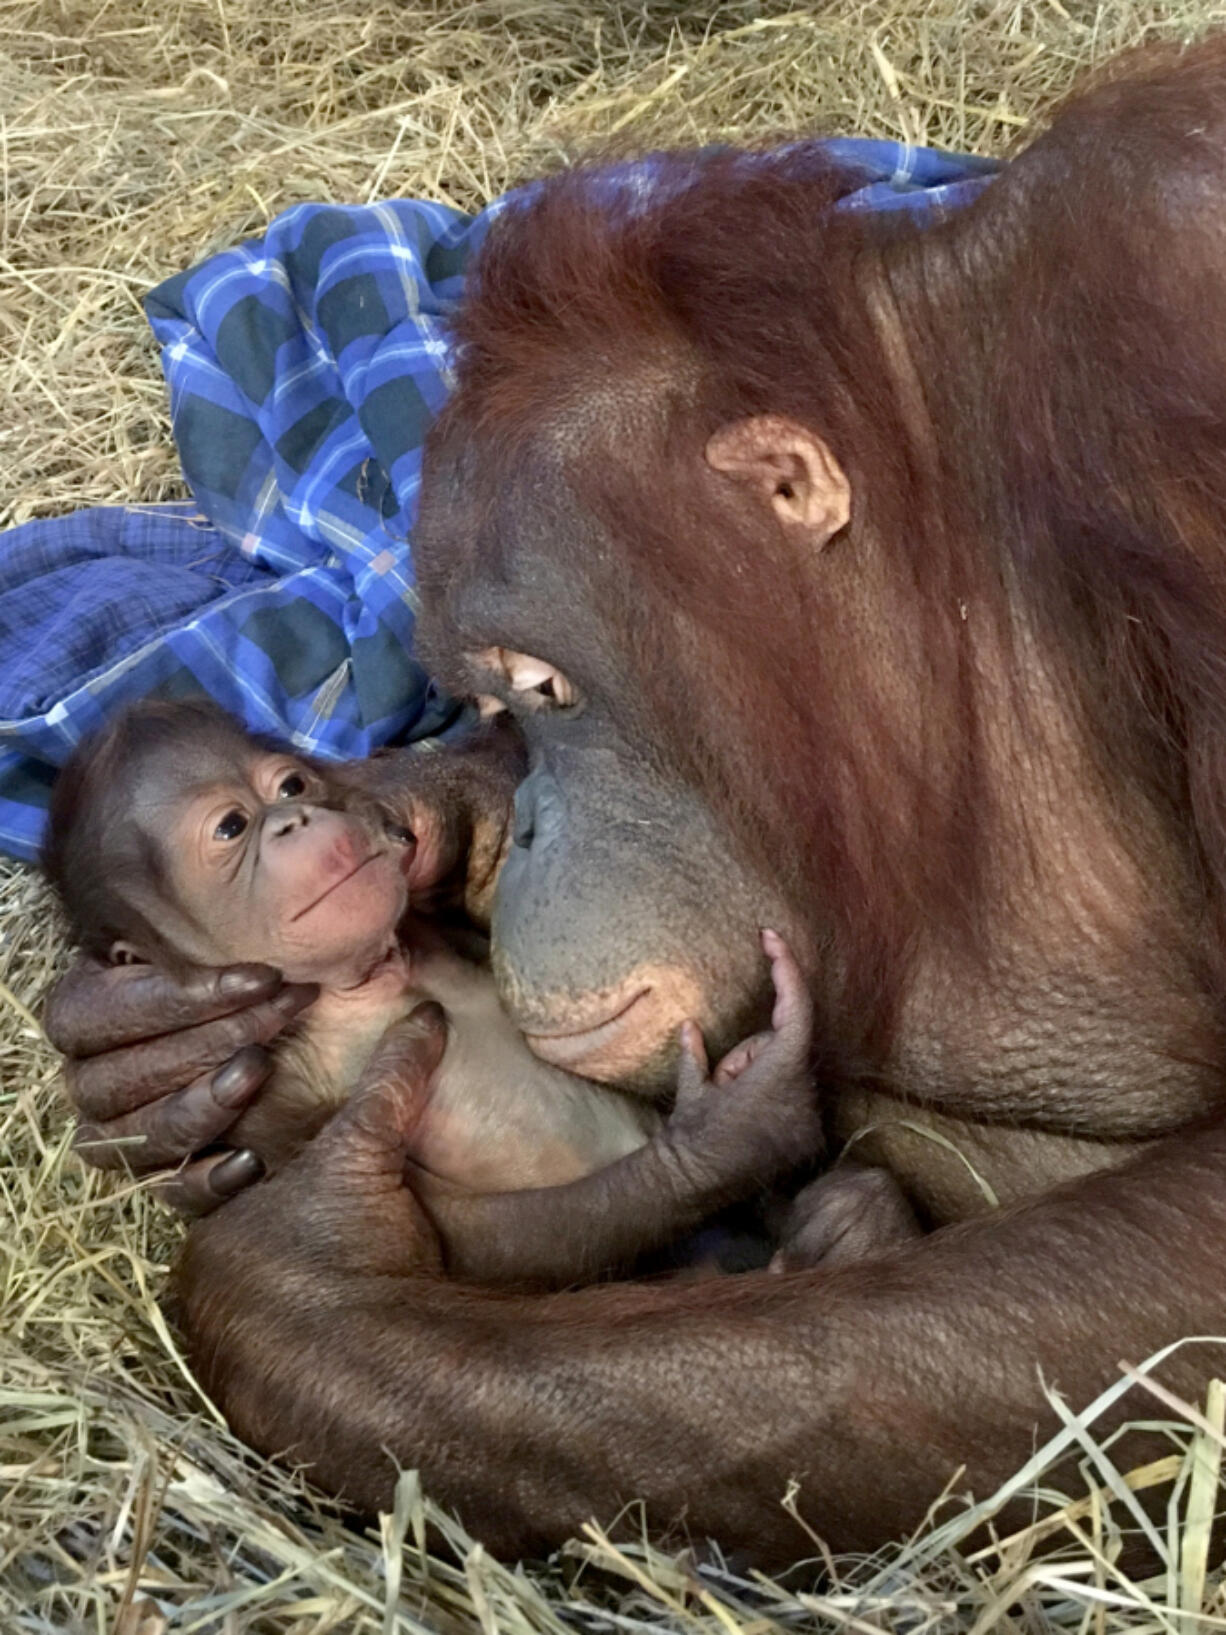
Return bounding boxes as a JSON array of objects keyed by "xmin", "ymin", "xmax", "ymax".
[{"xmin": 416, "ymin": 933, "xmax": 823, "ymax": 1288}]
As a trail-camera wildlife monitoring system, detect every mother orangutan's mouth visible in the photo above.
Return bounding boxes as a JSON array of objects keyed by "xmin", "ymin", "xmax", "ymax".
[
  {"xmin": 522, "ymin": 988, "xmax": 652, "ymax": 1067},
  {"xmin": 403, "ymin": 829, "xmax": 443, "ymax": 896}
]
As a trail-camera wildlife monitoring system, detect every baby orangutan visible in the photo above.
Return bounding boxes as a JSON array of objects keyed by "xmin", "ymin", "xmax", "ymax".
[{"xmin": 46, "ymin": 700, "xmax": 917, "ymax": 1287}]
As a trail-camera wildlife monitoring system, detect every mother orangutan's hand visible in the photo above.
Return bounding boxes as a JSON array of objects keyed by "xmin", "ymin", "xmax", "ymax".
[{"xmin": 43, "ymin": 953, "xmax": 317, "ymax": 1214}]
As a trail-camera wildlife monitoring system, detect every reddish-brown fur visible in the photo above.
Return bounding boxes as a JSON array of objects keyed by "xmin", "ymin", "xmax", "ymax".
[
  {"xmin": 420, "ymin": 45, "xmax": 1226, "ymax": 1053},
  {"xmin": 57, "ymin": 35, "xmax": 1226, "ymax": 1567}
]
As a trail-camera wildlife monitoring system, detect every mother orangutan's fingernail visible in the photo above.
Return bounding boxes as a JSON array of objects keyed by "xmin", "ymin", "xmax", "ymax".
[
  {"xmin": 219, "ymin": 965, "xmax": 276, "ymax": 998},
  {"xmin": 212, "ymin": 1049, "xmax": 265, "ymax": 1107},
  {"xmin": 208, "ymin": 1150, "xmax": 264, "ymax": 1198},
  {"xmin": 274, "ymin": 982, "xmax": 319, "ymax": 1014}
]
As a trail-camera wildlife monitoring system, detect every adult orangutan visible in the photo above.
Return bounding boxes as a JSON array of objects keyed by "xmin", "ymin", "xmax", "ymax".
[{"xmin": 45, "ymin": 36, "xmax": 1226, "ymax": 1563}]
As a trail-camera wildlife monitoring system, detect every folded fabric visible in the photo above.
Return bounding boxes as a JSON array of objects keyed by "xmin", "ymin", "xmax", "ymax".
[{"xmin": 0, "ymin": 139, "xmax": 1001, "ymax": 860}]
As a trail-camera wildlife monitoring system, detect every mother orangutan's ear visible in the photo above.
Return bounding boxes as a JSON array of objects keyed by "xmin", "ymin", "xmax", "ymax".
[{"xmin": 705, "ymin": 415, "xmax": 851, "ymax": 545}]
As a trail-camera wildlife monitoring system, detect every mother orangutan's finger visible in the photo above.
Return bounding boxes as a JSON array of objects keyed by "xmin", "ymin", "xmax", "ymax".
[
  {"xmin": 72, "ymin": 1046, "xmax": 276, "ymax": 1171},
  {"xmin": 43, "ymin": 955, "xmax": 287, "ymax": 1057},
  {"xmin": 156, "ymin": 1150, "xmax": 265, "ymax": 1217},
  {"xmin": 66, "ymin": 986, "xmax": 315, "ymax": 1121}
]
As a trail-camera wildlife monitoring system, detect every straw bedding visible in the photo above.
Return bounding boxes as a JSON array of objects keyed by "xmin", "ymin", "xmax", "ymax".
[{"xmin": 5, "ymin": 3, "xmax": 1226, "ymax": 1628}]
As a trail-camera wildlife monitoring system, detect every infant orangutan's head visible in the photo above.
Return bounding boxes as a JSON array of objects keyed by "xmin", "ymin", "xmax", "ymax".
[{"xmin": 44, "ymin": 701, "xmax": 409, "ymax": 986}]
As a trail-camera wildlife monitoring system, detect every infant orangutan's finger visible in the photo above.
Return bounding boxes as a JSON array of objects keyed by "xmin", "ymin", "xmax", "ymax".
[
  {"xmin": 66, "ymin": 985, "xmax": 316, "ymax": 1122},
  {"xmin": 319, "ymin": 1003, "xmax": 449, "ymax": 1188},
  {"xmin": 157, "ymin": 1149, "xmax": 265, "ymax": 1217},
  {"xmin": 761, "ymin": 929, "xmax": 813, "ymax": 1050},
  {"xmin": 674, "ymin": 1021, "xmax": 709, "ymax": 1106},
  {"xmin": 711, "ymin": 1031, "xmax": 771, "ymax": 1087},
  {"xmin": 72, "ymin": 1046, "xmax": 276, "ymax": 1172},
  {"xmin": 43, "ymin": 954, "xmax": 286, "ymax": 1058}
]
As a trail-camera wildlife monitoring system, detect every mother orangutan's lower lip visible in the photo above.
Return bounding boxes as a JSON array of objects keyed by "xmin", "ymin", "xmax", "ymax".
[{"xmin": 522, "ymin": 988, "xmax": 651, "ymax": 1065}]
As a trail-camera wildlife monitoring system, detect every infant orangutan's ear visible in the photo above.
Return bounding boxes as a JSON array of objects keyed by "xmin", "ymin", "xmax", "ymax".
[{"xmin": 109, "ymin": 940, "xmax": 150, "ymax": 967}]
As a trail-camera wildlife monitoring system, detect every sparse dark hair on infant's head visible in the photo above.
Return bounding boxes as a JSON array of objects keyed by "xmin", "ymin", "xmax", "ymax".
[{"xmin": 43, "ymin": 698, "xmax": 270, "ymax": 969}]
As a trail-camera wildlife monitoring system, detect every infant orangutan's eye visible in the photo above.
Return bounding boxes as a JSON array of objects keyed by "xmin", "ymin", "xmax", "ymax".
[
  {"xmin": 276, "ymin": 773, "xmax": 306, "ymax": 799},
  {"xmin": 214, "ymin": 809, "xmax": 249, "ymax": 842}
]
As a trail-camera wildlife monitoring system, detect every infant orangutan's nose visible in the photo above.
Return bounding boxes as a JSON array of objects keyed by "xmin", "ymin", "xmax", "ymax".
[{"xmin": 268, "ymin": 805, "xmax": 312, "ymax": 842}]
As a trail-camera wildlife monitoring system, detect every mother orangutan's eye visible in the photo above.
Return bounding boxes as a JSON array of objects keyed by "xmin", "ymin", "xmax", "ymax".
[
  {"xmin": 277, "ymin": 773, "xmax": 306, "ymax": 799},
  {"xmin": 214, "ymin": 809, "xmax": 249, "ymax": 842},
  {"xmin": 470, "ymin": 649, "xmax": 577, "ymax": 712},
  {"xmin": 522, "ymin": 670, "xmax": 576, "ymax": 709}
]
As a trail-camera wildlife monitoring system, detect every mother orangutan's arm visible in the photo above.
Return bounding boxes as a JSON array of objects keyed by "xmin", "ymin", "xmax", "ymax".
[{"xmin": 175, "ymin": 1022, "xmax": 1226, "ymax": 1565}]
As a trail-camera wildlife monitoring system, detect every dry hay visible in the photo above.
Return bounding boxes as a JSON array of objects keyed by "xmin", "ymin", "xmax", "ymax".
[{"xmin": 6, "ymin": 1, "xmax": 1226, "ymax": 1629}]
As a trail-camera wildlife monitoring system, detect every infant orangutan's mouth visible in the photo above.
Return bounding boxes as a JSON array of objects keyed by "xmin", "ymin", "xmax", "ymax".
[{"xmin": 291, "ymin": 852, "xmax": 383, "ymax": 920}]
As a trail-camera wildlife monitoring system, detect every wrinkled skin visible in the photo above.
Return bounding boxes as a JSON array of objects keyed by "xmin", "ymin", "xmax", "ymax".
[
  {"xmin": 492, "ymin": 751, "xmax": 795, "ymax": 1089},
  {"xmin": 45, "ymin": 728, "xmax": 524, "ymax": 1212},
  {"xmin": 47, "ymin": 708, "xmax": 828, "ymax": 1281},
  {"xmin": 49, "ymin": 35, "xmax": 1226, "ymax": 1566},
  {"xmin": 403, "ymin": 543, "xmax": 813, "ymax": 1094},
  {"xmin": 113, "ymin": 731, "xmax": 410, "ymax": 988}
]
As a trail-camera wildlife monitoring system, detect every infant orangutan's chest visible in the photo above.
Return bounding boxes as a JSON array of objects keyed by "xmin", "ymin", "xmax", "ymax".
[
  {"xmin": 295, "ymin": 968, "xmax": 417, "ymax": 1091},
  {"xmin": 243, "ymin": 937, "xmax": 655, "ymax": 1187},
  {"xmin": 294, "ymin": 943, "xmax": 494, "ymax": 1093},
  {"xmin": 228, "ymin": 962, "xmax": 423, "ymax": 1170}
]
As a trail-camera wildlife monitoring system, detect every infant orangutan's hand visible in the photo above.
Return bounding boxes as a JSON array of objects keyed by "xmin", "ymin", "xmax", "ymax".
[
  {"xmin": 770, "ymin": 1163, "xmax": 923, "ymax": 1272},
  {"xmin": 658, "ymin": 930, "xmax": 822, "ymax": 1204},
  {"xmin": 181, "ymin": 1002, "xmax": 451, "ymax": 1284}
]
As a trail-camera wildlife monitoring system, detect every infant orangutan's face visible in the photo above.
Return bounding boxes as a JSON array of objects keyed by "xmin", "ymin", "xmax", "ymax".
[{"xmin": 128, "ymin": 739, "xmax": 408, "ymax": 987}]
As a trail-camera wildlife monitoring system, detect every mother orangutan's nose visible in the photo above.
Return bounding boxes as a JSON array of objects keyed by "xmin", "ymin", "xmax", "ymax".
[
  {"xmin": 512, "ymin": 783, "xmax": 536, "ymax": 850},
  {"xmin": 511, "ymin": 771, "xmax": 564, "ymax": 853}
]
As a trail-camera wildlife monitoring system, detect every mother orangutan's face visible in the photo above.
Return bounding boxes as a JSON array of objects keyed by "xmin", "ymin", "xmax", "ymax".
[{"xmin": 413, "ymin": 439, "xmax": 797, "ymax": 1096}]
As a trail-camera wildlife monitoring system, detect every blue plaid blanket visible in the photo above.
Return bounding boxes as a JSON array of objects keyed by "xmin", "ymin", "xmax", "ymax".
[{"xmin": 0, "ymin": 140, "xmax": 1000, "ymax": 861}]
